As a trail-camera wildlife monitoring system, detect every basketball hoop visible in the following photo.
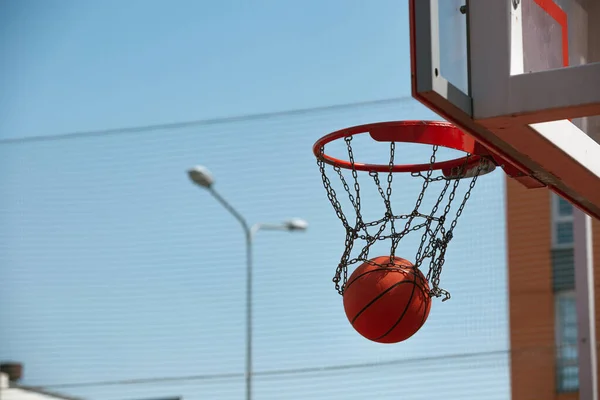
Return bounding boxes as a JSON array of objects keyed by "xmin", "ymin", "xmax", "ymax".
[{"xmin": 313, "ymin": 121, "xmax": 497, "ymax": 301}]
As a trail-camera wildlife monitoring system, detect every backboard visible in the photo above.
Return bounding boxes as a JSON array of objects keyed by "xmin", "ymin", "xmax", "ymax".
[{"xmin": 410, "ymin": 0, "xmax": 600, "ymax": 220}]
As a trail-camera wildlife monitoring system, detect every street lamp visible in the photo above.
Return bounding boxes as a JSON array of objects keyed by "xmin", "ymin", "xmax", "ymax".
[{"xmin": 187, "ymin": 165, "xmax": 308, "ymax": 400}]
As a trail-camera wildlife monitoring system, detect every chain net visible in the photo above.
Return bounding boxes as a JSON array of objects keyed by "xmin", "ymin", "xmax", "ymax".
[{"xmin": 316, "ymin": 136, "xmax": 486, "ymax": 301}]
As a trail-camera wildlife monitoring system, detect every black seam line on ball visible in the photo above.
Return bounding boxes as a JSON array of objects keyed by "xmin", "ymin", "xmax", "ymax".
[
  {"xmin": 373, "ymin": 272, "xmax": 419, "ymax": 341},
  {"xmin": 350, "ymin": 280, "xmax": 414, "ymax": 325}
]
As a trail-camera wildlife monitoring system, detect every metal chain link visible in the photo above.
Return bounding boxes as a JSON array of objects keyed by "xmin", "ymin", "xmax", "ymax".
[{"xmin": 316, "ymin": 140, "xmax": 485, "ymax": 298}]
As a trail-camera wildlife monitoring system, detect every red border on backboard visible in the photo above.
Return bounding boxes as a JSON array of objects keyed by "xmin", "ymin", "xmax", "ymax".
[
  {"xmin": 529, "ymin": 0, "xmax": 599, "ymax": 216},
  {"xmin": 533, "ymin": 0, "xmax": 569, "ymax": 67}
]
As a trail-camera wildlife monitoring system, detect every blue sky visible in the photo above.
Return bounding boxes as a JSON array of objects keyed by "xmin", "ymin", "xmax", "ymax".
[
  {"xmin": 1, "ymin": 0, "xmax": 408, "ymax": 140},
  {"xmin": 0, "ymin": 2, "xmax": 510, "ymax": 399}
]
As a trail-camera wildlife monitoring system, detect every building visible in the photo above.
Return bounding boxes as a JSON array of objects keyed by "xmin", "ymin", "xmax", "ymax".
[
  {"xmin": 0, "ymin": 371, "xmax": 83, "ymax": 400},
  {"xmin": 0, "ymin": 363, "xmax": 184, "ymax": 400},
  {"xmin": 507, "ymin": 180, "xmax": 600, "ymax": 399}
]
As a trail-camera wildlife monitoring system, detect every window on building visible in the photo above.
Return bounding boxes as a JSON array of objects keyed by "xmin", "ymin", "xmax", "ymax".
[
  {"xmin": 552, "ymin": 194, "xmax": 578, "ymax": 392},
  {"xmin": 555, "ymin": 291, "xmax": 579, "ymax": 392},
  {"xmin": 551, "ymin": 194, "xmax": 574, "ymax": 248}
]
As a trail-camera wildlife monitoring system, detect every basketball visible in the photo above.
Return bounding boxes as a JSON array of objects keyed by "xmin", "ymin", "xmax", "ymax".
[{"xmin": 343, "ymin": 256, "xmax": 431, "ymax": 343}]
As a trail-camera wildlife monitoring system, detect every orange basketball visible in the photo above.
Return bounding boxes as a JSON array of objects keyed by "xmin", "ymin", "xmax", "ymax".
[{"xmin": 343, "ymin": 256, "xmax": 431, "ymax": 343}]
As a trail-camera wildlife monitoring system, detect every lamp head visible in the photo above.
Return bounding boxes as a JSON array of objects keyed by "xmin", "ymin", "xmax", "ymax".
[
  {"xmin": 187, "ymin": 166, "xmax": 214, "ymax": 188},
  {"xmin": 284, "ymin": 218, "xmax": 309, "ymax": 231}
]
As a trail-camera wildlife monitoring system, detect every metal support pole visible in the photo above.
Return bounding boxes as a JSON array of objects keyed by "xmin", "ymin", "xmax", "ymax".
[
  {"xmin": 207, "ymin": 187, "xmax": 253, "ymax": 400},
  {"xmin": 188, "ymin": 166, "xmax": 306, "ymax": 400},
  {"xmin": 203, "ymin": 187, "xmax": 305, "ymax": 400},
  {"xmin": 574, "ymin": 208, "xmax": 597, "ymax": 400},
  {"xmin": 245, "ymin": 229, "xmax": 253, "ymax": 400}
]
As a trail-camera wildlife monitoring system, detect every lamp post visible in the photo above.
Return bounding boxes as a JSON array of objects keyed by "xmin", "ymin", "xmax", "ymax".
[{"xmin": 187, "ymin": 165, "xmax": 308, "ymax": 400}]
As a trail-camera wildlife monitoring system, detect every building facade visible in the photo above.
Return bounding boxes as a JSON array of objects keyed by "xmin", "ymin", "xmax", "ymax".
[
  {"xmin": 0, "ymin": 372, "xmax": 83, "ymax": 400},
  {"xmin": 507, "ymin": 179, "xmax": 600, "ymax": 399}
]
